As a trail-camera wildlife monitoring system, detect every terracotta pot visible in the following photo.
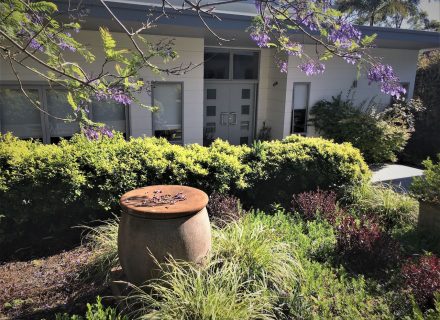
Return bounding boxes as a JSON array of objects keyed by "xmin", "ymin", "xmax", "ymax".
[
  {"xmin": 418, "ymin": 201, "xmax": 440, "ymax": 235},
  {"xmin": 118, "ymin": 185, "xmax": 211, "ymax": 285}
]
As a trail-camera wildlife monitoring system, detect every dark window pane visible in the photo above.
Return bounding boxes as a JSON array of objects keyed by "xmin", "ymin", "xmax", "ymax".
[
  {"xmin": 240, "ymin": 136, "xmax": 249, "ymax": 145},
  {"xmin": 240, "ymin": 121, "xmax": 250, "ymax": 131},
  {"xmin": 204, "ymin": 52, "xmax": 230, "ymax": 79},
  {"xmin": 0, "ymin": 88, "xmax": 43, "ymax": 138},
  {"xmin": 207, "ymin": 105, "xmax": 216, "ymax": 116},
  {"xmin": 293, "ymin": 109, "xmax": 307, "ymax": 133},
  {"xmin": 241, "ymin": 105, "xmax": 250, "ymax": 115},
  {"xmin": 233, "ymin": 52, "xmax": 259, "ymax": 79},
  {"xmin": 207, "ymin": 89, "xmax": 216, "ymax": 100},
  {"xmin": 241, "ymin": 89, "xmax": 250, "ymax": 99}
]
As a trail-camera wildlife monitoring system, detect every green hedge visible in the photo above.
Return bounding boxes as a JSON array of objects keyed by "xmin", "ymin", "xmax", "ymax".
[{"xmin": 0, "ymin": 133, "xmax": 369, "ymax": 255}]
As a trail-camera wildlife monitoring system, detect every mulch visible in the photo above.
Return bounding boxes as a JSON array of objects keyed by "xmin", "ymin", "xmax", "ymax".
[{"xmin": 0, "ymin": 246, "xmax": 111, "ymax": 319}]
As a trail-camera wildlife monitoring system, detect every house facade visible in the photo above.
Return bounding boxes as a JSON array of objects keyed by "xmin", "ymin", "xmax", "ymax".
[{"xmin": 0, "ymin": 0, "xmax": 439, "ymax": 145}]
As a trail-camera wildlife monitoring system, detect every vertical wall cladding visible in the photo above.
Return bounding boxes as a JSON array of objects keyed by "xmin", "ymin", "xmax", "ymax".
[
  {"xmin": 285, "ymin": 46, "xmax": 420, "ymax": 137},
  {"xmin": 0, "ymin": 30, "xmax": 205, "ymax": 144},
  {"xmin": 257, "ymin": 48, "xmax": 288, "ymax": 140}
]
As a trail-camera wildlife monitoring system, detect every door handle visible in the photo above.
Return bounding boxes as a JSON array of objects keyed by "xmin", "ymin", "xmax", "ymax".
[
  {"xmin": 220, "ymin": 112, "xmax": 228, "ymax": 125},
  {"xmin": 229, "ymin": 112, "xmax": 237, "ymax": 125}
]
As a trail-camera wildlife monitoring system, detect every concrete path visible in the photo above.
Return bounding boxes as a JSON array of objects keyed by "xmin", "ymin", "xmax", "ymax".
[{"xmin": 371, "ymin": 164, "xmax": 424, "ymax": 192}]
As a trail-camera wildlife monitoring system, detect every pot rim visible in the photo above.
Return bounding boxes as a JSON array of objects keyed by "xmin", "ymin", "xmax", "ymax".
[{"xmin": 120, "ymin": 185, "xmax": 208, "ymax": 219}]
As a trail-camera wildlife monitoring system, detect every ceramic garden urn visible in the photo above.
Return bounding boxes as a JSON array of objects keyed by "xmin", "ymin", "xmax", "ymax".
[{"xmin": 118, "ymin": 185, "xmax": 211, "ymax": 285}]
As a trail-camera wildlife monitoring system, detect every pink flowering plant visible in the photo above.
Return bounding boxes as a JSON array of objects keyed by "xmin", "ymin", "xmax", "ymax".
[{"xmin": 1, "ymin": 0, "xmax": 407, "ymax": 140}]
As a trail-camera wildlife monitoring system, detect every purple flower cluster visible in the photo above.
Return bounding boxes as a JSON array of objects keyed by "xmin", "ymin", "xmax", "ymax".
[
  {"xmin": 82, "ymin": 126, "xmax": 114, "ymax": 140},
  {"xmin": 278, "ymin": 60, "xmax": 288, "ymax": 73},
  {"xmin": 285, "ymin": 42, "xmax": 303, "ymax": 56},
  {"xmin": 29, "ymin": 38, "xmax": 44, "ymax": 52},
  {"xmin": 368, "ymin": 63, "xmax": 406, "ymax": 98},
  {"xmin": 328, "ymin": 18, "xmax": 362, "ymax": 49},
  {"xmin": 298, "ymin": 60, "xmax": 326, "ymax": 76},
  {"xmin": 95, "ymin": 88, "xmax": 132, "ymax": 106},
  {"xmin": 250, "ymin": 30, "xmax": 270, "ymax": 48},
  {"xmin": 343, "ymin": 52, "xmax": 361, "ymax": 65},
  {"xmin": 58, "ymin": 33, "xmax": 76, "ymax": 52}
]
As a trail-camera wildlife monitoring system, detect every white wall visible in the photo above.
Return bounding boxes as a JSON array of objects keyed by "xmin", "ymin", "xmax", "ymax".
[
  {"xmin": 257, "ymin": 48, "xmax": 288, "ymax": 139},
  {"xmin": 282, "ymin": 46, "xmax": 419, "ymax": 137},
  {"xmin": 0, "ymin": 30, "xmax": 204, "ymax": 144}
]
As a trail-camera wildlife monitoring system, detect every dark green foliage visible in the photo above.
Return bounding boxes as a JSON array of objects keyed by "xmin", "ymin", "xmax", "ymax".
[
  {"xmin": 244, "ymin": 134, "xmax": 370, "ymax": 208},
  {"xmin": 0, "ymin": 133, "xmax": 369, "ymax": 255},
  {"xmin": 411, "ymin": 154, "xmax": 440, "ymax": 204},
  {"xmin": 403, "ymin": 50, "xmax": 440, "ymax": 165},
  {"xmin": 310, "ymin": 93, "xmax": 411, "ymax": 163}
]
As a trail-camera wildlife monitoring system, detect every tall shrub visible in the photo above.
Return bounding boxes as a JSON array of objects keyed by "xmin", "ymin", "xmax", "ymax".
[
  {"xmin": 403, "ymin": 50, "xmax": 440, "ymax": 165},
  {"xmin": 310, "ymin": 93, "xmax": 412, "ymax": 163}
]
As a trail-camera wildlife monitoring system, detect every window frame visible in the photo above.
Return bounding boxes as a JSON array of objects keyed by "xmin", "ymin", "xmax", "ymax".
[
  {"xmin": 0, "ymin": 82, "xmax": 130, "ymax": 143},
  {"xmin": 151, "ymin": 81, "xmax": 184, "ymax": 144},
  {"xmin": 204, "ymin": 48, "xmax": 260, "ymax": 81},
  {"xmin": 290, "ymin": 82, "xmax": 311, "ymax": 135}
]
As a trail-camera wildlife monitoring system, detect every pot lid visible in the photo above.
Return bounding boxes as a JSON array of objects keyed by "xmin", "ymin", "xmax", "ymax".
[{"xmin": 120, "ymin": 185, "xmax": 208, "ymax": 219}]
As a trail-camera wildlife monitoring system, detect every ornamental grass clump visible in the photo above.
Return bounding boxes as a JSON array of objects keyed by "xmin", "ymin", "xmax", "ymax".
[
  {"xmin": 344, "ymin": 183, "xmax": 418, "ymax": 231},
  {"xmin": 81, "ymin": 218, "xmax": 120, "ymax": 282},
  {"xmin": 124, "ymin": 258, "xmax": 275, "ymax": 320}
]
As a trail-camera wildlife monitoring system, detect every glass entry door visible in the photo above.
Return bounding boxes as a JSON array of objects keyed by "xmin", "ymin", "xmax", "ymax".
[{"xmin": 203, "ymin": 82, "xmax": 256, "ymax": 145}]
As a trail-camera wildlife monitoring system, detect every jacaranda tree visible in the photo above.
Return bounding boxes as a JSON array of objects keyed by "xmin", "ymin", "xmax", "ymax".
[{"xmin": 0, "ymin": 0, "xmax": 407, "ymax": 138}]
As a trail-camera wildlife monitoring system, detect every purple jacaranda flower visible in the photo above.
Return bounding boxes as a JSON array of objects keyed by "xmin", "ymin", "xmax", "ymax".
[
  {"xmin": 95, "ymin": 88, "xmax": 132, "ymax": 106},
  {"xmin": 298, "ymin": 60, "xmax": 325, "ymax": 76},
  {"xmin": 58, "ymin": 40, "xmax": 76, "ymax": 52},
  {"xmin": 328, "ymin": 18, "xmax": 362, "ymax": 49},
  {"xmin": 82, "ymin": 125, "xmax": 114, "ymax": 140},
  {"xmin": 29, "ymin": 38, "xmax": 44, "ymax": 52},
  {"xmin": 367, "ymin": 63, "xmax": 406, "ymax": 97},
  {"xmin": 278, "ymin": 60, "xmax": 288, "ymax": 73},
  {"xmin": 250, "ymin": 31, "xmax": 270, "ymax": 48},
  {"xmin": 285, "ymin": 42, "xmax": 303, "ymax": 56},
  {"xmin": 343, "ymin": 52, "xmax": 361, "ymax": 65}
]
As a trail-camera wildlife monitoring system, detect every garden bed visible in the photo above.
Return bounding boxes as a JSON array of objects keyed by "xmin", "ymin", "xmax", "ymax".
[{"xmin": 0, "ymin": 247, "xmax": 110, "ymax": 320}]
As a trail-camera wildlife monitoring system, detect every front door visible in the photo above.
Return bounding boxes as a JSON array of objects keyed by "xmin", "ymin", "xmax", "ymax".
[{"xmin": 204, "ymin": 82, "xmax": 256, "ymax": 145}]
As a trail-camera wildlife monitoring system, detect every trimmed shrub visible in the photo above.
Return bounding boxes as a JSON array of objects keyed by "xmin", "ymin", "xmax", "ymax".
[
  {"xmin": 345, "ymin": 183, "xmax": 419, "ymax": 231},
  {"xmin": 244, "ymin": 135, "xmax": 370, "ymax": 208},
  {"xmin": 402, "ymin": 255, "xmax": 440, "ymax": 310},
  {"xmin": 207, "ymin": 192, "xmax": 243, "ymax": 228},
  {"xmin": 411, "ymin": 154, "xmax": 440, "ymax": 204},
  {"xmin": 310, "ymin": 93, "xmax": 412, "ymax": 163},
  {"xmin": 335, "ymin": 214, "xmax": 401, "ymax": 273},
  {"xmin": 0, "ymin": 133, "xmax": 369, "ymax": 256},
  {"xmin": 292, "ymin": 189, "xmax": 339, "ymax": 223}
]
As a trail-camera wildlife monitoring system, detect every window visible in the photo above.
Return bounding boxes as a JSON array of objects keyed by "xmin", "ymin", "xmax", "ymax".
[
  {"xmin": 152, "ymin": 82, "xmax": 183, "ymax": 143},
  {"xmin": 0, "ymin": 88, "xmax": 43, "ymax": 139},
  {"xmin": 204, "ymin": 49, "xmax": 259, "ymax": 80},
  {"xmin": 291, "ymin": 83, "xmax": 310, "ymax": 134},
  {"xmin": 233, "ymin": 52, "xmax": 259, "ymax": 80},
  {"xmin": 206, "ymin": 105, "xmax": 216, "ymax": 117},
  {"xmin": 0, "ymin": 85, "xmax": 128, "ymax": 143},
  {"xmin": 204, "ymin": 52, "xmax": 230, "ymax": 79},
  {"xmin": 46, "ymin": 89, "xmax": 80, "ymax": 142}
]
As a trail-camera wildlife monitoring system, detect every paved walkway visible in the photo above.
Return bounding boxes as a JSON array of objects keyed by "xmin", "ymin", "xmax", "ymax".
[{"xmin": 371, "ymin": 164, "xmax": 424, "ymax": 192}]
